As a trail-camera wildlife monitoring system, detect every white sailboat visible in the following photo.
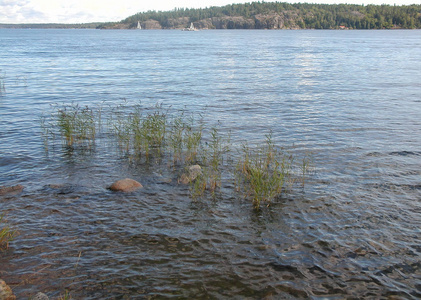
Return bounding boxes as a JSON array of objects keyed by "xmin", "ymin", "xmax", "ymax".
[
  {"xmin": 182, "ymin": 22, "xmax": 198, "ymax": 31},
  {"xmin": 137, "ymin": 21, "xmax": 142, "ymax": 29}
]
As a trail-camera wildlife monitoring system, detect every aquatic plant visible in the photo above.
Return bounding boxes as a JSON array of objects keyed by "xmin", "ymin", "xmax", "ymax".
[
  {"xmin": 167, "ymin": 112, "xmax": 186, "ymax": 163},
  {"xmin": 58, "ymin": 290, "xmax": 72, "ymax": 300},
  {"xmin": 109, "ymin": 103, "xmax": 169, "ymax": 158},
  {"xmin": 235, "ymin": 132, "xmax": 294, "ymax": 209},
  {"xmin": 300, "ymin": 151, "xmax": 313, "ymax": 187},
  {"xmin": 187, "ymin": 126, "xmax": 231, "ymax": 198},
  {"xmin": 0, "ymin": 72, "xmax": 5, "ymax": 95},
  {"xmin": 0, "ymin": 214, "xmax": 17, "ymax": 250},
  {"xmin": 129, "ymin": 106, "xmax": 147, "ymax": 155},
  {"xmin": 137, "ymin": 104, "xmax": 168, "ymax": 155},
  {"xmin": 183, "ymin": 116, "xmax": 203, "ymax": 164},
  {"xmin": 40, "ymin": 114, "xmax": 52, "ymax": 151},
  {"xmin": 108, "ymin": 101, "xmax": 132, "ymax": 153},
  {"xmin": 188, "ymin": 167, "xmax": 207, "ymax": 199},
  {"xmin": 48, "ymin": 102, "xmax": 97, "ymax": 148}
]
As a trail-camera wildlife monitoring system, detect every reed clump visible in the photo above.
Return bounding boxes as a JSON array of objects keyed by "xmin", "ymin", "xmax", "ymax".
[
  {"xmin": 134, "ymin": 104, "xmax": 167, "ymax": 156},
  {"xmin": 0, "ymin": 214, "xmax": 17, "ymax": 250},
  {"xmin": 235, "ymin": 132, "xmax": 295, "ymax": 209},
  {"xmin": 42, "ymin": 102, "xmax": 97, "ymax": 149},
  {"xmin": 58, "ymin": 104, "xmax": 96, "ymax": 147},
  {"xmin": 182, "ymin": 116, "xmax": 203, "ymax": 164}
]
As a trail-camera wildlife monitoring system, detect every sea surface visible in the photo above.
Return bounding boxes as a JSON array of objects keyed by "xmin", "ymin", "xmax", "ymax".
[{"xmin": 0, "ymin": 29, "xmax": 420, "ymax": 299}]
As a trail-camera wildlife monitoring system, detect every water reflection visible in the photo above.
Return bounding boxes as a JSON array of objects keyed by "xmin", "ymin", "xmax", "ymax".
[{"xmin": 294, "ymin": 52, "xmax": 320, "ymax": 88}]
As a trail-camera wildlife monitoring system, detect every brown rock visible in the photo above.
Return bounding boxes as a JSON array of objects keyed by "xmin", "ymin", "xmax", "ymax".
[
  {"xmin": 0, "ymin": 279, "xmax": 16, "ymax": 300},
  {"xmin": 0, "ymin": 185, "xmax": 24, "ymax": 196},
  {"xmin": 178, "ymin": 174, "xmax": 190, "ymax": 185},
  {"xmin": 109, "ymin": 178, "xmax": 143, "ymax": 192}
]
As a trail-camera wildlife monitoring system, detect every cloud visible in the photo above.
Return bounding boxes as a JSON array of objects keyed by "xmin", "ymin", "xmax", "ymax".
[
  {"xmin": 0, "ymin": 0, "xmax": 44, "ymax": 23},
  {"xmin": 0, "ymin": 0, "xmax": 142, "ymax": 23},
  {"xmin": 0, "ymin": 0, "xmax": 45, "ymax": 23}
]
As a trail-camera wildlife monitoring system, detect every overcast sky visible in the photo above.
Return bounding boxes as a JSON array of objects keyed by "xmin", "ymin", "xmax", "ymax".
[{"xmin": 0, "ymin": 0, "xmax": 419, "ymax": 24}]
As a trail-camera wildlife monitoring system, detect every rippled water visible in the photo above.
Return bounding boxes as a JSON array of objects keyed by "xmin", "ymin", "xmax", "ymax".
[{"xmin": 1, "ymin": 29, "xmax": 420, "ymax": 299}]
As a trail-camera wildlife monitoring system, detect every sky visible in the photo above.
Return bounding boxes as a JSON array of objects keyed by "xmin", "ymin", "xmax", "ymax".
[{"xmin": 0, "ymin": 0, "xmax": 420, "ymax": 24}]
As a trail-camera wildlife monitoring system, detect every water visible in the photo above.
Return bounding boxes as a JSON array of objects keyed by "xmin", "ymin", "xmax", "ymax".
[{"xmin": 1, "ymin": 29, "xmax": 420, "ymax": 299}]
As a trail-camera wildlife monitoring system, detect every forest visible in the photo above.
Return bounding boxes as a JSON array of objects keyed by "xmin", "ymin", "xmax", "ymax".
[{"xmin": 115, "ymin": 2, "xmax": 421, "ymax": 30}]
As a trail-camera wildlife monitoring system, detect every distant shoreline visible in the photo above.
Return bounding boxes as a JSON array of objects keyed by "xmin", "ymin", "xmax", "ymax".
[
  {"xmin": 0, "ymin": 23, "xmax": 102, "ymax": 29},
  {"xmin": 0, "ymin": 26, "xmax": 418, "ymax": 30},
  {"xmin": 2, "ymin": 2, "xmax": 420, "ymax": 30}
]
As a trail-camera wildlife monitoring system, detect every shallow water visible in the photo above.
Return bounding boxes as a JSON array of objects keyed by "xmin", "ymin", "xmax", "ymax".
[{"xmin": 0, "ymin": 29, "xmax": 420, "ymax": 299}]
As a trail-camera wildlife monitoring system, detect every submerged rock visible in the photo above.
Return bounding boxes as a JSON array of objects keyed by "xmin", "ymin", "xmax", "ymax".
[
  {"xmin": 109, "ymin": 178, "xmax": 143, "ymax": 192},
  {"xmin": 179, "ymin": 165, "xmax": 202, "ymax": 185},
  {"xmin": 0, "ymin": 279, "xmax": 16, "ymax": 300},
  {"xmin": 0, "ymin": 185, "xmax": 24, "ymax": 196},
  {"xmin": 32, "ymin": 292, "xmax": 49, "ymax": 300}
]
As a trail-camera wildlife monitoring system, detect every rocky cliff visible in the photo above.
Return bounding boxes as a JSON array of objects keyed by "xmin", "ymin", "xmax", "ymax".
[{"xmin": 106, "ymin": 13, "xmax": 306, "ymax": 30}]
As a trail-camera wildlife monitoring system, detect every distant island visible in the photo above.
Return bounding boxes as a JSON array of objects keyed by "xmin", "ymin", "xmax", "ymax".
[
  {"xmin": 1, "ymin": 2, "xmax": 420, "ymax": 30},
  {"xmin": 0, "ymin": 23, "xmax": 103, "ymax": 29}
]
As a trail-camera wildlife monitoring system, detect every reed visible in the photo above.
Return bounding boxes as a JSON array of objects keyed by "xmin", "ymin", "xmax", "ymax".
[
  {"xmin": 130, "ymin": 106, "xmax": 146, "ymax": 155},
  {"xmin": 45, "ymin": 102, "xmax": 97, "ymax": 148},
  {"xmin": 206, "ymin": 127, "xmax": 230, "ymax": 192},
  {"xmin": 96, "ymin": 100, "xmax": 106, "ymax": 132},
  {"xmin": 0, "ymin": 214, "xmax": 17, "ymax": 250},
  {"xmin": 108, "ymin": 102, "xmax": 132, "ymax": 153},
  {"xmin": 183, "ymin": 115, "xmax": 203, "ymax": 164},
  {"xmin": 188, "ymin": 127, "xmax": 231, "ymax": 198},
  {"xmin": 0, "ymin": 71, "xmax": 5, "ymax": 95},
  {"xmin": 138, "ymin": 105, "xmax": 167, "ymax": 155},
  {"xmin": 300, "ymin": 151, "xmax": 313, "ymax": 187},
  {"xmin": 58, "ymin": 290, "xmax": 72, "ymax": 300},
  {"xmin": 189, "ymin": 169, "xmax": 207, "ymax": 199},
  {"xmin": 110, "ymin": 103, "xmax": 168, "ymax": 158},
  {"xmin": 40, "ymin": 114, "xmax": 51, "ymax": 151},
  {"xmin": 167, "ymin": 113, "xmax": 186, "ymax": 163},
  {"xmin": 235, "ymin": 132, "xmax": 294, "ymax": 209}
]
